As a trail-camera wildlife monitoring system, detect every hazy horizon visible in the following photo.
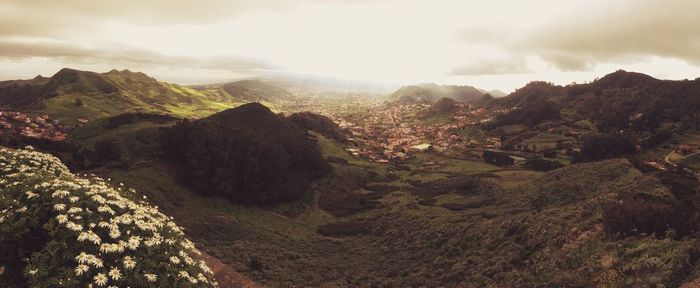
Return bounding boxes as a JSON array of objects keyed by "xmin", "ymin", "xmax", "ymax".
[{"xmin": 1, "ymin": 0, "xmax": 700, "ymax": 92}]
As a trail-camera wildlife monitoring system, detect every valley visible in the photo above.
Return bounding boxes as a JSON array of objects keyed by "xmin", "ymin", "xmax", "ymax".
[{"xmin": 1, "ymin": 68, "xmax": 699, "ymax": 287}]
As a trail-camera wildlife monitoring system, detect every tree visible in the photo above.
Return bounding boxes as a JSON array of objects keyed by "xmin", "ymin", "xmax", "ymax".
[
  {"xmin": 93, "ymin": 139, "xmax": 122, "ymax": 162},
  {"xmin": 483, "ymin": 150, "xmax": 514, "ymax": 166},
  {"xmin": 573, "ymin": 133, "xmax": 637, "ymax": 163}
]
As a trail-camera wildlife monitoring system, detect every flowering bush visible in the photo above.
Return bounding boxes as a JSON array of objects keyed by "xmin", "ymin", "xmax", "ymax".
[{"xmin": 0, "ymin": 147, "xmax": 218, "ymax": 287}]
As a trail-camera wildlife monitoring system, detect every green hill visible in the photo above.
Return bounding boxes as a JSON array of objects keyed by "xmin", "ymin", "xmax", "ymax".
[
  {"xmin": 390, "ymin": 83, "xmax": 485, "ymax": 104},
  {"xmin": 219, "ymin": 80, "xmax": 292, "ymax": 102},
  {"xmin": 162, "ymin": 102, "xmax": 331, "ymax": 205},
  {"xmin": 489, "ymin": 70, "xmax": 700, "ymax": 132},
  {"xmin": 287, "ymin": 112, "xmax": 347, "ymax": 142},
  {"xmin": 0, "ymin": 68, "xmax": 270, "ymax": 125}
]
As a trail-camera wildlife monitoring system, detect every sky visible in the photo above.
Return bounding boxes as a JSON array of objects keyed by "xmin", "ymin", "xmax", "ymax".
[{"xmin": 1, "ymin": 0, "xmax": 699, "ymax": 92}]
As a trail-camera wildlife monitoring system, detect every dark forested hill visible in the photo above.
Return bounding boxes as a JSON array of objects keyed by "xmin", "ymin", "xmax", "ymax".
[
  {"xmin": 489, "ymin": 70, "xmax": 700, "ymax": 132},
  {"xmin": 162, "ymin": 102, "xmax": 330, "ymax": 205},
  {"xmin": 288, "ymin": 112, "xmax": 347, "ymax": 142}
]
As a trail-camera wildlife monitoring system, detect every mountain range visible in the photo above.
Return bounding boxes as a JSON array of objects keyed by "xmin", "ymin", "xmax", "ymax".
[
  {"xmin": 0, "ymin": 68, "xmax": 290, "ymax": 125},
  {"xmin": 489, "ymin": 70, "xmax": 700, "ymax": 132}
]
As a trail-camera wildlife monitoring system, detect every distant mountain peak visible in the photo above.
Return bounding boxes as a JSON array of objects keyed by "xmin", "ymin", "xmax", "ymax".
[
  {"xmin": 595, "ymin": 70, "xmax": 659, "ymax": 89},
  {"xmin": 220, "ymin": 79, "xmax": 292, "ymax": 102},
  {"xmin": 390, "ymin": 83, "xmax": 485, "ymax": 104},
  {"xmin": 53, "ymin": 67, "xmax": 84, "ymax": 75}
]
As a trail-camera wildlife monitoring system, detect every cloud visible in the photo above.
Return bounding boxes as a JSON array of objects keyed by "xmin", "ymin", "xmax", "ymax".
[
  {"xmin": 0, "ymin": 0, "xmax": 303, "ymax": 39},
  {"xmin": 449, "ymin": 56, "xmax": 530, "ymax": 76},
  {"xmin": 519, "ymin": 0, "xmax": 700, "ymax": 70},
  {"xmin": 0, "ymin": 40, "xmax": 276, "ymax": 74}
]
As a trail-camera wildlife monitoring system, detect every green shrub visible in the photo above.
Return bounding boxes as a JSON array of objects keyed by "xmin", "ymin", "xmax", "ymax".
[
  {"xmin": 573, "ymin": 133, "xmax": 637, "ymax": 163},
  {"xmin": 317, "ymin": 220, "xmax": 373, "ymax": 237},
  {"xmin": 0, "ymin": 148, "xmax": 218, "ymax": 287},
  {"xmin": 482, "ymin": 150, "xmax": 514, "ymax": 166},
  {"xmin": 94, "ymin": 139, "xmax": 122, "ymax": 163},
  {"xmin": 524, "ymin": 157, "xmax": 564, "ymax": 171},
  {"xmin": 602, "ymin": 193, "xmax": 694, "ymax": 237}
]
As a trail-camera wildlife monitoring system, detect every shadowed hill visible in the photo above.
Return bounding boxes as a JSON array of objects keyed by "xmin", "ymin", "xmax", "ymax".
[
  {"xmin": 287, "ymin": 112, "xmax": 347, "ymax": 142},
  {"xmin": 162, "ymin": 102, "xmax": 331, "ymax": 205},
  {"xmin": 489, "ymin": 70, "xmax": 700, "ymax": 132},
  {"xmin": 220, "ymin": 79, "xmax": 292, "ymax": 102},
  {"xmin": 390, "ymin": 83, "xmax": 485, "ymax": 104},
  {"xmin": 423, "ymin": 97, "xmax": 459, "ymax": 118}
]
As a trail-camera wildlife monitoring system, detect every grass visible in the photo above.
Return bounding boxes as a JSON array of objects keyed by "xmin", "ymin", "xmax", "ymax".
[
  {"xmin": 39, "ymin": 93, "xmax": 156, "ymax": 126},
  {"xmin": 521, "ymin": 132, "xmax": 573, "ymax": 152},
  {"xmin": 679, "ymin": 153, "xmax": 700, "ymax": 172},
  {"xmin": 407, "ymin": 152, "xmax": 499, "ymax": 174},
  {"xmin": 56, "ymin": 108, "xmax": 700, "ymax": 287},
  {"xmin": 85, "ymin": 145, "xmax": 700, "ymax": 287},
  {"xmin": 68, "ymin": 117, "xmax": 175, "ymax": 147}
]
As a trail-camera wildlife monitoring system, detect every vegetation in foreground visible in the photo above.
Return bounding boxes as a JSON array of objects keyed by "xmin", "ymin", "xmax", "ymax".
[{"xmin": 0, "ymin": 148, "xmax": 218, "ymax": 287}]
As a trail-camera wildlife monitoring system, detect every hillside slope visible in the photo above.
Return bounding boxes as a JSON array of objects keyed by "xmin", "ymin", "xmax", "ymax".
[
  {"xmin": 0, "ymin": 147, "xmax": 219, "ymax": 287},
  {"xmin": 390, "ymin": 83, "xmax": 485, "ymax": 104},
  {"xmin": 220, "ymin": 80, "xmax": 292, "ymax": 102},
  {"xmin": 162, "ymin": 102, "xmax": 330, "ymax": 205},
  {"xmin": 489, "ymin": 70, "xmax": 700, "ymax": 132},
  {"xmin": 0, "ymin": 68, "xmax": 246, "ymax": 125}
]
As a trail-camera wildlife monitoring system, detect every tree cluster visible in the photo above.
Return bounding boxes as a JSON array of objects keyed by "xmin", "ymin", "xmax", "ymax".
[
  {"xmin": 482, "ymin": 150, "xmax": 514, "ymax": 166},
  {"xmin": 573, "ymin": 133, "xmax": 637, "ymax": 163},
  {"xmin": 162, "ymin": 103, "xmax": 331, "ymax": 206}
]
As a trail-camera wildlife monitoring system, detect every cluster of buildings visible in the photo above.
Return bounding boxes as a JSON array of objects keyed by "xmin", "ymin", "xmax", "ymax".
[
  {"xmin": 0, "ymin": 111, "xmax": 67, "ymax": 141},
  {"xmin": 332, "ymin": 103, "xmax": 500, "ymax": 163}
]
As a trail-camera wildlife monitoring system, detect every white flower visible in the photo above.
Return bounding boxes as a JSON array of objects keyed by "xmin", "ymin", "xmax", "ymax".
[
  {"xmin": 109, "ymin": 228, "xmax": 121, "ymax": 239},
  {"xmin": 74, "ymin": 264, "xmax": 89, "ymax": 276},
  {"xmin": 99, "ymin": 243, "xmax": 124, "ymax": 254},
  {"xmin": 51, "ymin": 190, "xmax": 70, "ymax": 198},
  {"xmin": 67, "ymin": 207, "xmax": 83, "ymax": 214},
  {"xmin": 77, "ymin": 231, "xmax": 101, "ymax": 245},
  {"xmin": 0, "ymin": 148, "xmax": 217, "ymax": 286},
  {"xmin": 93, "ymin": 273, "xmax": 108, "ymax": 286},
  {"xmin": 90, "ymin": 257, "xmax": 104, "ymax": 268},
  {"xmin": 75, "ymin": 252, "xmax": 91, "ymax": 264},
  {"xmin": 56, "ymin": 214, "xmax": 68, "ymax": 224},
  {"xmin": 123, "ymin": 256, "xmax": 136, "ymax": 269},
  {"xmin": 66, "ymin": 222, "xmax": 83, "ymax": 231},
  {"xmin": 144, "ymin": 273, "xmax": 157, "ymax": 282},
  {"xmin": 108, "ymin": 267, "xmax": 121, "ymax": 281},
  {"xmin": 197, "ymin": 273, "xmax": 209, "ymax": 283},
  {"xmin": 127, "ymin": 236, "xmax": 141, "ymax": 250}
]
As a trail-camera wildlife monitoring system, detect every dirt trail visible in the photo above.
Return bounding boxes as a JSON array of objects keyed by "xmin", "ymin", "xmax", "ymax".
[{"xmin": 198, "ymin": 249, "xmax": 263, "ymax": 288}]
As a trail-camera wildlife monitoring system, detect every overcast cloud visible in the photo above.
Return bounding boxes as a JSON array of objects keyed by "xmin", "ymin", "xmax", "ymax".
[{"xmin": 0, "ymin": 0, "xmax": 699, "ymax": 91}]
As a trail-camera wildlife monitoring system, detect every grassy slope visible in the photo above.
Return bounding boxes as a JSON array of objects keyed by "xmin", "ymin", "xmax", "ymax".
[
  {"xmin": 30, "ymin": 70, "xmax": 245, "ymax": 126},
  {"xmin": 65, "ymin": 117, "xmax": 700, "ymax": 287}
]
